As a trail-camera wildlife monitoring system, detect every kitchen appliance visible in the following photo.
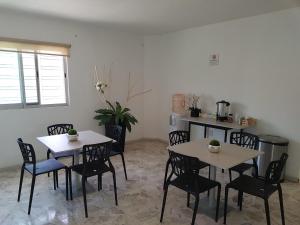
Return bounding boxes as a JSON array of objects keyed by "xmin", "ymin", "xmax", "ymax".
[{"xmin": 216, "ymin": 100, "xmax": 230, "ymax": 121}]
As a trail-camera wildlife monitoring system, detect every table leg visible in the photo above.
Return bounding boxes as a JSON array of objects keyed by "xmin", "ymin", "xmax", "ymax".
[
  {"xmin": 222, "ymin": 131, "xmax": 228, "ymax": 173},
  {"xmin": 190, "ymin": 165, "xmax": 231, "ymax": 220},
  {"xmin": 204, "ymin": 126, "xmax": 207, "ymax": 138},
  {"xmin": 188, "ymin": 122, "xmax": 192, "ymax": 141},
  {"xmin": 74, "ymin": 151, "xmax": 80, "ymax": 165},
  {"xmin": 224, "ymin": 129, "xmax": 228, "ymax": 143},
  {"xmin": 73, "ymin": 151, "xmax": 81, "ymax": 190},
  {"xmin": 209, "ymin": 165, "xmax": 217, "ymax": 207}
]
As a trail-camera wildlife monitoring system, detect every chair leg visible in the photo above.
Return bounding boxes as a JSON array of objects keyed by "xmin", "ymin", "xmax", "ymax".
[
  {"xmin": 264, "ymin": 199, "xmax": 271, "ymax": 225},
  {"xmin": 278, "ymin": 185, "xmax": 285, "ymax": 225},
  {"xmin": 237, "ymin": 172, "xmax": 243, "ymax": 207},
  {"xmin": 69, "ymin": 170, "xmax": 73, "ymax": 200},
  {"xmin": 224, "ymin": 186, "xmax": 229, "ymax": 224},
  {"xmin": 98, "ymin": 174, "xmax": 102, "ymax": 191},
  {"xmin": 47, "ymin": 150, "xmax": 51, "ymax": 177},
  {"xmin": 28, "ymin": 175, "xmax": 36, "ymax": 215},
  {"xmin": 53, "ymin": 171, "xmax": 56, "ymax": 190},
  {"xmin": 253, "ymin": 161, "xmax": 258, "ymax": 178},
  {"xmin": 163, "ymin": 159, "xmax": 170, "ymax": 190},
  {"xmin": 187, "ymin": 192, "xmax": 190, "ymax": 207},
  {"xmin": 120, "ymin": 152, "xmax": 128, "ymax": 180},
  {"xmin": 56, "ymin": 171, "xmax": 59, "ymax": 188},
  {"xmin": 72, "ymin": 155, "xmax": 75, "ymax": 166},
  {"xmin": 160, "ymin": 186, "xmax": 169, "ymax": 223},
  {"xmin": 229, "ymin": 170, "xmax": 232, "ymax": 182},
  {"xmin": 215, "ymin": 184, "xmax": 221, "ymax": 222},
  {"xmin": 191, "ymin": 196, "xmax": 199, "ymax": 225},
  {"xmin": 17, "ymin": 166, "xmax": 24, "ymax": 202},
  {"xmin": 65, "ymin": 168, "xmax": 69, "ymax": 201},
  {"xmin": 207, "ymin": 166, "xmax": 211, "ymax": 196},
  {"xmin": 82, "ymin": 177, "xmax": 88, "ymax": 218},
  {"xmin": 239, "ymin": 191, "xmax": 243, "ymax": 211},
  {"xmin": 112, "ymin": 171, "xmax": 118, "ymax": 206}
]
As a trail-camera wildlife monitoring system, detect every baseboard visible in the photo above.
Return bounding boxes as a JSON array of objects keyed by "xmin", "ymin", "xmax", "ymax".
[
  {"xmin": 126, "ymin": 138, "xmax": 168, "ymax": 145},
  {"xmin": 0, "ymin": 164, "xmax": 19, "ymax": 172},
  {"xmin": 284, "ymin": 175, "xmax": 300, "ymax": 183}
]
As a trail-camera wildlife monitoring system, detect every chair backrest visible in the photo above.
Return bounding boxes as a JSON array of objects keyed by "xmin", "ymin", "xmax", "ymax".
[
  {"xmin": 169, "ymin": 130, "xmax": 190, "ymax": 146},
  {"xmin": 47, "ymin": 124, "xmax": 73, "ymax": 135},
  {"xmin": 81, "ymin": 141, "xmax": 113, "ymax": 175},
  {"xmin": 265, "ymin": 153, "xmax": 288, "ymax": 185},
  {"xmin": 17, "ymin": 138, "xmax": 36, "ymax": 165},
  {"xmin": 230, "ymin": 132, "xmax": 259, "ymax": 150},
  {"xmin": 105, "ymin": 124, "xmax": 124, "ymax": 152},
  {"xmin": 168, "ymin": 150, "xmax": 199, "ymax": 177}
]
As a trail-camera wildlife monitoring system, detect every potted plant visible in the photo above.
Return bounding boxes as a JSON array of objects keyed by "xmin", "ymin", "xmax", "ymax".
[
  {"xmin": 94, "ymin": 100, "xmax": 138, "ymax": 143},
  {"xmin": 208, "ymin": 139, "xmax": 221, "ymax": 153},
  {"xmin": 67, "ymin": 129, "xmax": 78, "ymax": 142},
  {"xmin": 189, "ymin": 95, "xmax": 201, "ymax": 117}
]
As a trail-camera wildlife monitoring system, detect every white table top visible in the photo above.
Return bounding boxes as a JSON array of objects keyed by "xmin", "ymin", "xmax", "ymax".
[
  {"xmin": 168, "ymin": 139, "xmax": 262, "ymax": 170},
  {"xmin": 181, "ymin": 116, "xmax": 250, "ymax": 130},
  {"xmin": 37, "ymin": 130, "xmax": 113, "ymax": 154}
]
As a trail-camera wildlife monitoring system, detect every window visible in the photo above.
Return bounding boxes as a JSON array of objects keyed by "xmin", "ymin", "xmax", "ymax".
[{"xmin": 0, "ymin": 38, "xmax": 70, "ymax": 109}]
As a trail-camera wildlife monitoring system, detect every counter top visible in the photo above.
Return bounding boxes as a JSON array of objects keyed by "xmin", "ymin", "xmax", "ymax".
[{"xmin": 181, "ymin": 116, "xmax": 251, "ymax": 130}]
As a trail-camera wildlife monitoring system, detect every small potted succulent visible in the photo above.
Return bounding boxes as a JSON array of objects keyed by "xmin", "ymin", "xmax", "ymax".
[
  {"xmin": 208, "ymin": 139, "xmax": 221, "ymax": 153},
  {"xmin": 189, "ymin": 95, "xmax": 201, "ymax": 117},
  {"xmin": 67, "ymin": 129, "xmax": 78, "ymax": 142}
]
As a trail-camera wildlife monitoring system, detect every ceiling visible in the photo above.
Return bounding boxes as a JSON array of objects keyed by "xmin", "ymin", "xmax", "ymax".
[{"xmin": 0, "ymin": 0, "xmax": 299, "ymax": 34}]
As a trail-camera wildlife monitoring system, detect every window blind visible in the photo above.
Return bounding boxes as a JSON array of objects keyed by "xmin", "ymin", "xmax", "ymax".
[
  {"xmin": 38, "ymin": 54, "xmax": 67, "ymax": 105},
  {"xmin": 0, "ymin": 51, "xmax": 22, "ymax": 104},
  {"xmin": 0, "ymin": 37, "xmax": 71, "ymax": 57}
]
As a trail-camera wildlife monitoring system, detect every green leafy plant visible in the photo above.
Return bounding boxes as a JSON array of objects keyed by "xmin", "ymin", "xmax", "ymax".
[
  {"xmin": 94, "ymin": 100, "xmax": 138, "ymax": 132},
  {"xmin": 68, "ymin": 129, "xmax": 77, "ymax": 135},
  {"xmin": 209, "ymin": 139, "xmax": 220, "ymax": 146}
]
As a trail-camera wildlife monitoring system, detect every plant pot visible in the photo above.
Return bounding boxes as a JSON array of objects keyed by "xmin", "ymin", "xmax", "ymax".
[
  {"xmin": 190, "ymin": 108, "xmax": 201, "ymax": 117},
  {"xmin": 105, "ymin": 123, "xmax": 126, "ymax": 152},
  {"xmin": 67, "ymin": 134, "xmax": 78, "ymax": 142},
  {"xmin": 208, "ymin": 144, "xmax": 221, "ymax": 153}
]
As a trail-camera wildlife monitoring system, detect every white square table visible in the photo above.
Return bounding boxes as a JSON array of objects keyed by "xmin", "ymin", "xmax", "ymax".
[
  {"xmin": 168, "ymin": 139, "xmax": 262, "ymax": 214},
  {"xmin": 37, "ymin": 130, "xmax": 114, "ymax": 165}
]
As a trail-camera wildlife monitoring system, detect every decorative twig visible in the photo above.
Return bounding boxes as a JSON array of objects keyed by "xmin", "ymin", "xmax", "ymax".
[
  {"xmin": 126, "ymin": 72, "xmax": 152, "ymax": 104},
  {"xmin": 93, "ymin": 64, "xmax": 151, "ymax": 106},
  {"xmin": 127, "ymin": 89, "xmax": 152, "ymax": 102}
]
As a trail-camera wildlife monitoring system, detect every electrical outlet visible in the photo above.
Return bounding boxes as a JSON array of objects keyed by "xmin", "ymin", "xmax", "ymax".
[{"xmin": 209, "ymin": 54, "xmax": 219, "ymax": 65}]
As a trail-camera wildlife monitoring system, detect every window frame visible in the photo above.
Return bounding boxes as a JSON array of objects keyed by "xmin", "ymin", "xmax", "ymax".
[{"xmin": 0, "ymin": 51, "xmax": 69, "ymax": 110}]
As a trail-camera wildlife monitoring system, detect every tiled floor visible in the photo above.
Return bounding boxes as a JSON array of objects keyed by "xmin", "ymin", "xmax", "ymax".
[{"xmin": 0, "ymin": 140, "xmax": 299, "ymax": 225}]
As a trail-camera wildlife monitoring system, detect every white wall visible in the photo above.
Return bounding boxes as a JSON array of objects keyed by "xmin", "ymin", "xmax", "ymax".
[
  {"xmin": 0, "ymin": 10, "xmax": 144, "ymax": 169},
  {"xmin": 1, "ymin": 7, "xmax": 300, "ymax": 180},
  {"xmin": 144, "ymin": 8, "xmax": 300, "ymax": 180}
]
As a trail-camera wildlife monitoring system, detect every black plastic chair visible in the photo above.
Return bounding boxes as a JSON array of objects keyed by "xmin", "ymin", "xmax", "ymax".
[
  {"xmin": 17, "ymin": 138, "xmax": 69, "ymax": 215},
  {"xmin": 69, "ymin": 141, "xmax": 118, "ymax": 218},
  {"xmin": 105, "ymin": 124, "xmax": 128, "ymax": 180},
  {"xmin": 47, "ymin": 124, "xmax": 74, "ymax": 181},
  {"xmin": 224, "ymin": 153, "xmax": 288, "ymax": 225},
  {"xmin": 160, "ymin": 150, "xmax": 221, "ymax": 225},
  {"xmin": 164, "ymin": 131, "xmax": 211, "ymax": 191},
  {"xmin": 229, "ymin": 132, "xmax": 259, "ymax": 182},
  {"xmin": 47, "ymin": 124, "xmax": 74, "ymax": 164}
]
